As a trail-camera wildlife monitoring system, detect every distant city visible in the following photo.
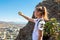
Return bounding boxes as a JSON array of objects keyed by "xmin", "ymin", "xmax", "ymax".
[{"xmin": 0, "ymin": 21, "xmax": 26, "ymax": 40}]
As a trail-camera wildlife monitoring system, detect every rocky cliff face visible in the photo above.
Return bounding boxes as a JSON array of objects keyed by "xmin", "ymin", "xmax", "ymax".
[
  {"xmin": 15, "ymin": 0, "xmax": 60, "ymax": 40},
  {"xmin": 42, "ymin": 0, "xmax": 60, "ymax": 22}
]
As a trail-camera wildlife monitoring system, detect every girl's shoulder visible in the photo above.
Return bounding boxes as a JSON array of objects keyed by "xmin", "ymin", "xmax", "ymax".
[
  {"xmin": 39, "ymin": 20, "xmax": 45, "ymax": 24},
  {"xmin": 34, "ymin": 19, "xmax": 38, "ymax": 23}
]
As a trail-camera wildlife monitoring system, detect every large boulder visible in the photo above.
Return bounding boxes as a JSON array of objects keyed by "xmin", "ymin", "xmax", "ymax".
[{"xmin": 15, "ymin": 0, "xmax": 60, "ymax": 40}]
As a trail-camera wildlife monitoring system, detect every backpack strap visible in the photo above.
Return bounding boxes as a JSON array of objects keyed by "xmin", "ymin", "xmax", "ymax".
[{"xmin": 37, "ymin": 19, "xmax": 43, "ymax": 27}]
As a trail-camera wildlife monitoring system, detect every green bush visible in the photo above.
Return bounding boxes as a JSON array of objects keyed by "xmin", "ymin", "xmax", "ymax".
[{"xmin": 44, "ymin": 18, "xmax": 60, "ymax": 40}]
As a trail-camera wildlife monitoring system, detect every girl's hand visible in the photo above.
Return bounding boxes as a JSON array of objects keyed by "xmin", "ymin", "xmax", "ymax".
[
  {"xmin": 18, "ymin": 11, "xmax": 23, "ymax": 16},
  {"xmin": 18, "ymin": 11, "xmax": 34, "ymax": 22}
]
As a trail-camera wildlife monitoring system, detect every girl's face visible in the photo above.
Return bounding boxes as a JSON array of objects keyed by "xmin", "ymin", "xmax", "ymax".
[
  {"xmin": 34, "ymin": 7, "xmax": 42, "ymax": 18},
  {"xmin": 34, "ymin": 10, "xmax": 40, "ymax": 18}
]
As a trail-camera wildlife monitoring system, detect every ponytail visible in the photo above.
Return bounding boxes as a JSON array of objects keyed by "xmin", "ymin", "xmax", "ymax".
[{"xmin": 43, "ymin": 7, "xmax": 49, "ymax": 21}]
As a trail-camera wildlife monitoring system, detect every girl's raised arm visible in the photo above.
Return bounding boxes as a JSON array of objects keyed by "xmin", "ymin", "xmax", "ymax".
[{"xmin": 18, "ymin": 11, "xmax": 35, "ymax": 23}]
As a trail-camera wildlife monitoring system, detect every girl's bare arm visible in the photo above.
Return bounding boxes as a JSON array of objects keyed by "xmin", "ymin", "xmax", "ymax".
[
  {"xmin": 38, "ymin": 30, "xmax": 43, "ymax": 40},
  {"xmin": 18, "ymin": 11, "xmax": 34, "ymax": 22}
]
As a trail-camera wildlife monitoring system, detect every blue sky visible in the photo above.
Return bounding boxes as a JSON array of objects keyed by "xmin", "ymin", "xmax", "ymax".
[{"xmin": 0, "ymin": 0, "xmax": 43, "ymax": 23}]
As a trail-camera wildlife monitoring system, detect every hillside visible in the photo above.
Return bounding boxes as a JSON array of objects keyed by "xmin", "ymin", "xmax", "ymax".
[{"xmin": 0, "ymin": 21, "xmax": 26, "ymax": 29}]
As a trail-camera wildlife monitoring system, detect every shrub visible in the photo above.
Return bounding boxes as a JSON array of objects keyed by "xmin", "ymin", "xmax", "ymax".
[{"xmin": 44, "ymin": 18, "xmax": 60, "ymax": 40}]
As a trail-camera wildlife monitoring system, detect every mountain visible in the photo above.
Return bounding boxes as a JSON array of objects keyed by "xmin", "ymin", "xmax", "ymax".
[{"xmin": 0, "ymin": 21, "xmax": 26, "ymax": 28}]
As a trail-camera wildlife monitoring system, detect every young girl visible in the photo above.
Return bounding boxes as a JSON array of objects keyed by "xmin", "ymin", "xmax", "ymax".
[{"xmin": 18, "ymin": 6, "xmax": 49, "ymax": 40}]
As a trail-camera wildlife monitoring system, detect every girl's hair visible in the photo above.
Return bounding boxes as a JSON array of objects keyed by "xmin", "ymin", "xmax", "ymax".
[{"xmin": 36, "ymin": 6, "xmax": 49, "ymax": 21}]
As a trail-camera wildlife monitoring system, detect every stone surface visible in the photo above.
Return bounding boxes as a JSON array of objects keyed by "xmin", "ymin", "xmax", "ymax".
[{"xmin": 15, "ymin": 0, "xmax": 60, "ymax": 40}]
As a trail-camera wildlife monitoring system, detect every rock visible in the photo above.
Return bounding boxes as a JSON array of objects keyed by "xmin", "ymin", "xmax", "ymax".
[{"xmin": 15, "ymin": 0, "xmax": 60, "ymax": 40}]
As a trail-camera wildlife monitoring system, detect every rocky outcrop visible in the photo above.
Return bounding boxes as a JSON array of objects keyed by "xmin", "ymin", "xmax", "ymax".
[{"xmin": 15, "ymin": 0, "xmax": 60, "ymax": 40}]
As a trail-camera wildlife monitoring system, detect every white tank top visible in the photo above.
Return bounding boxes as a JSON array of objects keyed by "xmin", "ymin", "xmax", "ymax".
[{"xmin": 32, "ymin": 18, "xmax": 45, "ymax": 40}]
